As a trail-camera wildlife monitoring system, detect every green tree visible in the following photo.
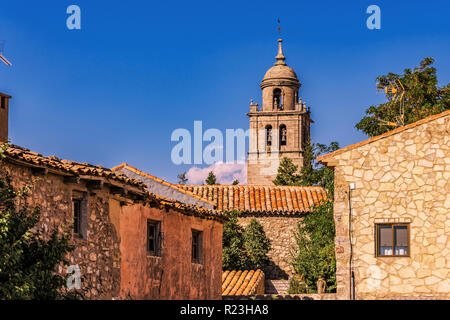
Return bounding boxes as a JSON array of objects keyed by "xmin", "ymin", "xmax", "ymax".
[
  {"xmin": 177, "ymin": 172, "xmax": 188, "ymax": 184},
  {"xmin": 356, "ymin": 57, "xmax": 450, "ymax": 137},
  {"xmin": 222, "ymin": 211, "xmax": 271, "ymax": 270},
  {"xmin": 231, "ymin": 179, "xmax": 239, "ymax": 185},
  {"xmin": 205, "ymin": 171, "xmax": 217, "ymax": 185},
  {"xmin": 290, "ymin": 201, "xmax": 336, "ymax": 293},
  {"xmin": 242, "ymin": 219, "xmax": 271, "ymax": 270},
  {"xmin": 273, "ymin": 139, "xmax": 339, "ymax": 195},
  {"xmin": 0, "ymin": 156, "xmax": 81, "ymax": 299}
]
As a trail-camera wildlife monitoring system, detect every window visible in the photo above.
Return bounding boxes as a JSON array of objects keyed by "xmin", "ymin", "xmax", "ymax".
[
  {"xmin": 0, "ymin": 96, "xmax": 5, "ymax": 109},
  {"xmin": 72, "ymin": 192, "xmax": 87, "ymax": 239},
  {"xmin": 191, "ymin": 230, "xmax": 203, "ymax": 264},
  {"xmin": 279, "ymin": 124, "xmax": 287, "ymax": 146},
  {"xmin": 147, "ymin": 220, "xmax": 161, "ymax": 256},
  {"xmin": 273, "ymin": 88, "xmax": 282, "ymax": 110},
  {"xmin": 265, "ymin": 125, "xmax": 272, "ymax": 147},
  {"xmin": 73, "ymin": 199, "xmax": 82, "ymax": 237},
  {"xmin": 376, "ymin": 224, "xmax": 409, "ymax": 257}
]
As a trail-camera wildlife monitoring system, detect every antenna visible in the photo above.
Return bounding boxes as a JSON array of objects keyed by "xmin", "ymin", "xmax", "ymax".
[
  {"xmin": 375, "ymin": 79, "xmax": 406, "ymax": 128},
  {"xmin": 0, "ymin": 41, "xmax": 12, "ymax": 66}
]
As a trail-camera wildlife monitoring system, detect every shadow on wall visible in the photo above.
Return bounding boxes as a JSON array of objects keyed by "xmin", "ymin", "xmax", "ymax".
[{"xmin": 263, "ymin": 261, "xmax": 289, "ymax": 280}]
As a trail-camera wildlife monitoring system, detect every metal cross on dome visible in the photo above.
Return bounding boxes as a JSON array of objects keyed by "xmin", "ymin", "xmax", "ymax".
[
  {"xmin": 277, "ymin": 19, "xmax": 281, "ymax": 36},
  {"xmin": 0, "ymin": 41, "xmax": 12, "ymax": 66}
]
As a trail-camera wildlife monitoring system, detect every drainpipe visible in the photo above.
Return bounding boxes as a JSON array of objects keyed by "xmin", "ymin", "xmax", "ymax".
[{"xmin": 348, "ymin": 183, "xmax": 355, "ymax": 300}]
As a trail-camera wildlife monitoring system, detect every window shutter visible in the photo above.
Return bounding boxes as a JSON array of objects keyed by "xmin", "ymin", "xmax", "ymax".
[
  {"xmin": 156, "ymin": 222, "xmax": 162, "ymax": 256},
  {"xmin": 379, "ymin": 226, "xmax": 393, "ymax": 246},
  {"xmin": 394, "ymin": 226, "xmax": 408, "ymax": 247}
]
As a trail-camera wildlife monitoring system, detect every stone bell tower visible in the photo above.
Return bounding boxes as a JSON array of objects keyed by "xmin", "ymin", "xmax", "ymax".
[{"xmin": 247, "ymin": 39, "xmax": 312, "ymax": 185}]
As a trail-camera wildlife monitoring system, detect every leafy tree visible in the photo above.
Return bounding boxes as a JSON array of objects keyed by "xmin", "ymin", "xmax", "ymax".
[
  {"xmin": 356, "ymin": 57, "xmax": 450, "ymax": 137},
  {"xmin": 0, "ymin": 153, "xmax": 81, "ymax": 299},
  {"xmin": 290, "ymin": 200, "xmax": 336, "ymax": 293},
  {"xmin": 177, "ymin": 172, "xmax": 188, "ymax": 184},
  {"xmin": 242, "ymin": 219, "xmax": 271, "ymax": 270},
  {"xmin": 273, "ymin": 139, "xmax": 339, "ymax": 195},
  {"xmin": 222, "ymin": 211, "xmax": 271, "ymax": 270},
  {"xmin": 231, "ymin": 179, "xmax": 239, "ymax": 185},
  {"xmin": 205, "ymin": 171, "xmax": 217, "ymax": 185}
]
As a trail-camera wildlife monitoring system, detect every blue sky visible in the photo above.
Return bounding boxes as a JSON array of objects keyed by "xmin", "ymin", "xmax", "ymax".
[{"xmin": 0, "ymin": 0, "xmax": 449, "ymax": 183}]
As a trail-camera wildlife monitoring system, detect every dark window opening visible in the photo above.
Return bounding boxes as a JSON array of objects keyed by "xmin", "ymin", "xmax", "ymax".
[
  {"xmin": 266, "ymin": 125, "xmax": 272, "ymax": 147},
  {"xmin": 376, "ymin": 223, "xmax": 409, "ymax": 257},
  {"xmin": 280, "ymin": 124, "xmax": 287, "ymax": 146},
  {"xmin": 73, "ymin": 199, "xmax": 82, "ymax": 238},
  {"xmin": 273, "ymin": 88, "xmax": 282, "ymax": 110},
  {"xmin": 192, "ymin": 230, "xmax": 203, "ymax": 264},
  {"xmin": 147, "ymin": 220, "xmax": 162, "ymax": 256},
  {"xmin": 0, "ymin": 97, "xmax": 5, "ymax": 109}
]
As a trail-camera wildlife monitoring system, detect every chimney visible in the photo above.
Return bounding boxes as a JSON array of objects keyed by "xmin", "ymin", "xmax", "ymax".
[{"xmin": 0, "ymin": 92, "xmax": 11, "ymax": 142}]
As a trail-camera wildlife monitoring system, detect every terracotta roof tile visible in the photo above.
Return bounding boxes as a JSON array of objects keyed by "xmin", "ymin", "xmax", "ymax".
[
  {"xmin": 177, "ymin": 185, "xmax": 327, "ymax": 215},
  {"xmin": 1, "ymin": 144, "xmax": 227, "ymax": 223},
  {"xmin": 222, "ymin": 270, "xmax": 265, "ymax": 296},
  {"xmin": 318, "ymin": 110, "xmax": 450, "ymax": 164}
]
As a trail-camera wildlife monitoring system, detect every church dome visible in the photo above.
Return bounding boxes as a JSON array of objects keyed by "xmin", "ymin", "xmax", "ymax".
[
  {"xmin": 261, "ymin": 39, "xmax": 299, "ymax": 85},
  {"xmin": 263, "ymin": 64, "xmax": 298, "ymax": 81}
]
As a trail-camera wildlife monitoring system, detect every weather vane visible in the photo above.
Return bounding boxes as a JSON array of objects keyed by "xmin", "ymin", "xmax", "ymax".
[
  {"xmin": 0, "ymin": 41, "xmax": 12, "ymax": 66},
  {"xmin": 277, "ymin": 19, "xmax": 281, "ymax": 36}
]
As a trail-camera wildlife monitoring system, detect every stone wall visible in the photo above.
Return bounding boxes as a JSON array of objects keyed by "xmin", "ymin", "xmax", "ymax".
[
  {"xmin": 329, "ymin": 115, "xmax": 449, "ymax": 299},
  {"xmin": 2, "ymin": 162, "xmax": 122, "ymax": 299},
  {"xmin": 238, "ymin": 215, "xmax": 303, "ymax": 280}
]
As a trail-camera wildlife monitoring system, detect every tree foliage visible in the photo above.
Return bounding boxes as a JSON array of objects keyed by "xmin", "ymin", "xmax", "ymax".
[
  {"xmin": 205, "ymin": 171, "xmax": 217, "ymax": 185},
  {"xmin": 273, "ymin": 139, "xmax": 339, "ymax": 195},
  {"xmin": 0, "ymin": 171, "xmax": 80, "ymax": 299},
  {"xmin": 231, "ymin": 179, "xmax": 239, "ymax": 185},
  {"xmin": 222, "ymin": 211, "xmax": 271, "ymax": 270},
  {"xmin": 356, "ymin": 57, "xmax": 450, "ymax": 137},
  {"xmin": 290, "ymin": 200, "xmax": 336, "ymax": 293},
  {"xmin": 177, "ymin": 172, "xmax": 188, "ymax": 184}
]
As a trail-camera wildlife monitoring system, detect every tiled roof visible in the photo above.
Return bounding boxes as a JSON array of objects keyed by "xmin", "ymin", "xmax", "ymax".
[
  {"xmin": 2, "ymin": 144, "xmax": 146, "ymax": 189},
  {"xmin": 0, "ymin": 144, "xmax": 227, "ymax": 223},
  {"xmin": 111, "ymin": 163, "xmax": 216, "ymax": 207},
  {"xmin": 317, "ymin": 110, "xmax": 450, "ymax": 164},
  {"xmin": 177, "ymin": 185, "xmax": 327, "ymax": 215},
  {"xmin": 222, "ymin": 270, "xmax": 264, "ymax": 296},
  {"xmin": 146, "ymin": 192, "xmax": 228, "ymax": 223}
]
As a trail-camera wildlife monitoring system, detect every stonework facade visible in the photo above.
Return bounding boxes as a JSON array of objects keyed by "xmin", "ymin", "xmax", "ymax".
[
  {"xmin": 238, "ymin": 216, "xmax": 303, "ymax": 279},
  {"xmin": 247, "ymin": 39, "xmax": 312, "ymax": 185},
  {"xmin": 1, "ymin": 144, "xmax": 226, "ymax": 300},
  {"xmin": 318, "ymin": 111, "xmax": 450, "ymax": 299}
]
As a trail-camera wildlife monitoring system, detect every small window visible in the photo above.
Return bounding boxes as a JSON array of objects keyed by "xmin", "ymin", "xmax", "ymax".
[
  {"xmin": 376, "ymin": 224, "xmax": 409, "ymax": 257},
  {"xmin": 191, "ymin": 230, "xmax": 203, "ymax": 264},
  {"xmin": 73, "ymin": 199, "xmax": 82, "ymax": 237},
  {"xmin": 0, "ymin": 96, "xmax": 5, "ymax": 109},
  {"xmin": 147, "ymin": 220, "xmax": 161, "ymax": 256}
]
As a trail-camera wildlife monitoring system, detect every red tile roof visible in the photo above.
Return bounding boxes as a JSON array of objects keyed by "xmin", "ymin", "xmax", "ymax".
[
  {"xmin": 177, "ymin": 185, "xmax": 327, "ymax": 215},
  {"xmin": 0, "ymin": 144, "xmax": 227, "ymax": 223},
  {"xmin": 317, "ymin": 110, "xmax": 450, "ymax": 164},
  {"xmin": 222, "ymin": 270, "xmax": 265, "ymax": 295}
]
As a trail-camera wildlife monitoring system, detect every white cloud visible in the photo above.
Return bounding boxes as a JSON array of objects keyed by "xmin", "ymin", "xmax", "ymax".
[{"xmin": 186, "ymin": 161, "xmax": 247, "ymax": 185}]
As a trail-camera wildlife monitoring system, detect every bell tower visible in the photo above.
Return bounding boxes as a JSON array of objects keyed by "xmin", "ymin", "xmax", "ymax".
[{"xmin": 247, "ymin": 39, "xmax": 312, "ymax": 185}]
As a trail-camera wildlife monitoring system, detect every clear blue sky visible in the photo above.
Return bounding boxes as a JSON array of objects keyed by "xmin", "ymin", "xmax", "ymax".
[{"xmin": 1, "ymin": 0, "xmax": 449, "ymax": 183}]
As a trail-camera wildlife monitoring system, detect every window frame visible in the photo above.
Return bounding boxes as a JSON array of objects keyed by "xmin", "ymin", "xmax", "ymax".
[
  {"xmin": 191, "ymin": 229, "xmax": 203, "ymax": 264},
  {"xmin": 72, "ymin": 198, "xmax": 82, "ymax": 238},
  {"xmin": 147, "ymin": 219, "xmax": 162, "ymax": 256},
  {"xmin": 375, "ymin": 223, "xmax": 410, "ymax": 257}
]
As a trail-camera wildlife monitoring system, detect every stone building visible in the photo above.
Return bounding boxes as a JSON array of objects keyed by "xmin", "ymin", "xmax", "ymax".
[
  {"xmin": 247, "ymin": 39, "xmax": 313, "ymax": 185},
  {"xmin": 318, "ymin": 110, "xmax": 450, "ymax": 299},
  {"xmin": 0, "ymin": 93, "xmax": 226, "ymax": 299},
  {"xmin": 177, "ymin": 184, "xmax": 327, "ymax": 285}
]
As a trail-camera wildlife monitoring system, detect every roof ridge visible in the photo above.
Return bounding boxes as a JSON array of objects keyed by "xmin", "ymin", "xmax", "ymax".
[
  {"xmin": 318, "ymin": 110, "xmax": 450, "ymax": 161},
  {"xmin": 112, "ymin": 163, "xmax": 216, "ymax": 207}
]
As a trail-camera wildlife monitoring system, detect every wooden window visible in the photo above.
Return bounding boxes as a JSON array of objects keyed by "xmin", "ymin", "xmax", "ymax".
[
  {"xmin": 375, "ymin": 223, "xmax": 409, "ymax": 257},
  {"xmin": 191, "ymin": 230, "xmax": 203, "ymax": 264},
  {"xmin": 72, "ymin": 199, "xmax": 82, "ymax": 238},
  {"xmin": 147, "ymin": 220, "xmax": 161, "ymax": 256}
]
